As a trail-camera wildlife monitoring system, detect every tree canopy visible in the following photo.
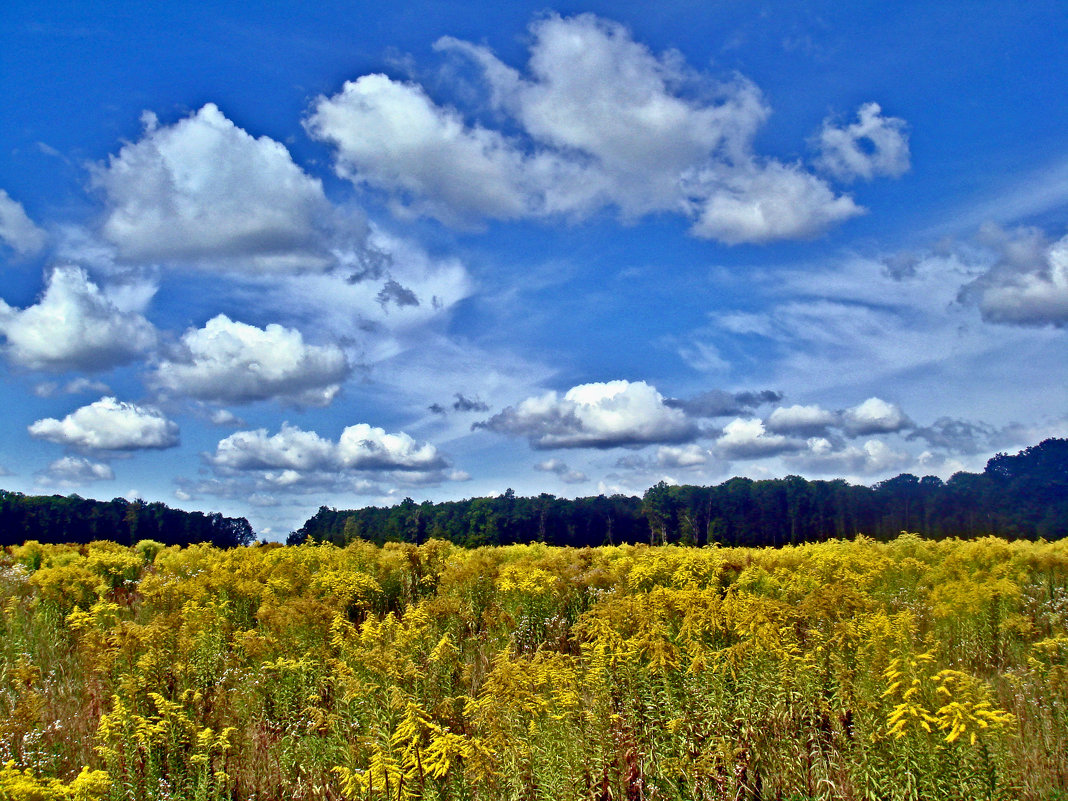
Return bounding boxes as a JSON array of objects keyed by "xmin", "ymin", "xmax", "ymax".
[
  {"xmin": 293, "ymin": 438, "xmax": 1068, "ymax": 548},
  {"xmin": 0, "ymin": 491, "xmax": 254, "ymax": 548}
]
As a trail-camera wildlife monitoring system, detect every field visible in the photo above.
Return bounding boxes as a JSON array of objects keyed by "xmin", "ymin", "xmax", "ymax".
[{"xmin": 1, "ymin": 534, "xmax": 1066, "ymax": 800}]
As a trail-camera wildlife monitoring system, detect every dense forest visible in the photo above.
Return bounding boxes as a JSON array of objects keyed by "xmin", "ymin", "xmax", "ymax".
[
  {"xmin": 0, "ymin": 491, "xmax": 254, "ymax": 548},
  {"xmin": 0, "ymin": 439, "xmax": 1063, "ymax": 551},
  {"xmin": 294, "ymin": 438, "xmax": 1068, "ymax": 548}
]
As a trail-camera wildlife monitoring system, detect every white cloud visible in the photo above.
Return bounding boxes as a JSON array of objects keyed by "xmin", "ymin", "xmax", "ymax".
[
  {"xmin": 0, "ymin": 266, "xmax": 156, "ymax": 372},
  {"xmin": 441, "ymin": 14, "xmax": 770, "ymax": 217},
  {"xmin": 785, "ymin": 437, "xmax": 912, "ymax": 477},
  {"xmin": 210, "ymin": 422, "xmax": 448, "ymax": 473},
  {"xmin": 656, "ymin": 444, "xmax": 710, "ymax": 468},
  {"xmin": 766, "ymin": 404, "xmax": 838, "ymax": 435},
  {"xmin": 916, "ymin": 450, "xmax": 971, "ymax": 477},
  {"xmin": 204, "ymin": 423, "xmax": 457, "ymax": 500},
  {"xmin": 209, "ymin": 409, "xmax": 245, "ymax": 427},
  {"xmin": 534, "ymin": 458, "xmax": 588, "ymax": 483},
  {"xmin": 962, "ymin": 226, "xmax": 1068, "ymax": 327},
  {"xmin": 450, "ymin": 16, "xmax": 761, "ymax": 175},
  {"xmin": 714, "ymin": 418, "xmax": 802, "ymax": 459},
  {"xmin": 36, "ymin": 456, "xmax": 115, "ymax": 488},
  {"xmin": 337, "ymin": 423, "xmax": 447, "ymax": 471},
  {"xmin": 92, "ymin": 104, "xmax": 347, "ymax": 271},
  {"xmin": 309, "ymin": 13, "xmax": 866, "ymax": 243},
  {"xmin": 211, "ymin": 424, "xmax": 336, "ymax": 471},
  {"xmin": 677, "ymin": 339, "xmax": 730, "ymax": 373},
  {"xmin": 684, "ymin": 159, "xmax": 863, "ymax": 243},
  {"xmin": 665, "ymin": 389, "xmax": 783, "ymax": 419},
  {"xmin": 906, "ymin": 417, "xmax": 1003, "ymax": 455},
  {"xmin": 702, "ymin": 251, "xmax": 990, "ymax": 398},
  {"xmin": 152, "ymin": 315, "xmax": 350, "ymax": 406},
  {"xmin": 33, "ymin": 377, "xmax": 112, "ymax": 398},
  {"xmin": 699, "ymin": 246, "xmax": 1067, "ymax": 464},
  {"xmin": 367, "ymin": 329, "xmax": 557, "ymax": 444},
  {"xmin": 478, "ymin": 379, "xmax": 697, "ymax": 449},
  {"xmin": 815, "ymin": 102, "xmax": 910, "ymax": 182},
  {"xmin": 0, "ymin": 189, "xmax": 46, "ymax": 255},
  {"xmin": 29, "ymin": 397, "xmax": 179, "ymax": 451},
  {"xmin": 841, "ymin": 397, "xmax": 912, "ymax": 436},
  {"xmin": 305, "ymin": 74, "xmax": 533, "ymax": 226},
  {"xmin": 249, "ymin": 227, "xmax": 473, "ymax": 348}
]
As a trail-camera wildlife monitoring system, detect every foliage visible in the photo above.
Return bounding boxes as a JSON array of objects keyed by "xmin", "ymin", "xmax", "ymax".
[
  {"xmin": 295, "ymin": 438, "xmax": 1068, "ymax": 548},
  {"xmin": 0, "ymin": 493, "xmax": 254, "ymax": 549},
  {"xmin": 1, "ymin": 533, "xmax": 1066, "ymax": 799}
]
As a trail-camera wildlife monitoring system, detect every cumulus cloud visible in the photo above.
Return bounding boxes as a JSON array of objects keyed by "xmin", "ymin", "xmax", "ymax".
[
  {"xmin": 206, "ymin": 422, "xmax": 454, "ymax": 493},
  {"xmin": 534, "ymin": 458, "xmax": 588, "ymax": 483},
  {"xmin": 0, "ymin": 189, "xmax": 47, "ymax": 255},
  {"xmin": 714, "ymin": 418, "xmax": 802, "ymax": 459},
  {"xmin": 905, "ymin": 417, "xmax": 1025, "ymax": 456},
  {"xmin": 477, "ymin": 379, "xmax": 697, "ymax": 449},
  {"xmin": 683, "ymin": 159, "xmax": 863, "ymax": 243},
  {"xmin": 841, "ymin": 397, "xmax": 912, "ymax": 436},
  {"xmin": 815, "ymin": 103, "xmax": 910, "ymax": 182},
  {"xmin": 961, "ymin": 226, "xmax": 1068, "ymax": 327},
  {"xmin": 210, "ymin": 424, "xmax": 336, "ymax": 472},
  {"xmin": 666, "ymin": 389, "xmax": 783, "ymax": 418},
  {"xmin": 305, "ymin": 74, "xmax": 534, "ymax": 226},
  {"xmin": 784, "ymin": 437, "xmax": 912, "ymax": 476},
  {"xmin": 152, "ymin": 315, "xmax": 350, "ymax": 406},
  {"xmin": 0, "ymin": 266, "xmax": 156, "ymax": 372},
  {"xmin": 92, "ymin": 104, "xmax": 349, "ymax": 271},
  {"xmin": 308, "ymin": 13, "xmax": 868, "ymax": 243},
  {"xmin": 337, "ymin": 423, "xmax": 447, "ymax": 471},
  {"xmin": 36, "ymin": 456, "xmax": 115, "ymax": 488},
  {"xmin": 655, "ymin": 444, "xmax": 710, "ymax": 468},
  {"xmin": 765, "ymin": 404, "xmax": 838, "ymax": 436},
  {"xmin": 29, "ymin": 397, "xmax": 179, "ymax": 451},
  {"xmin": 209, "ymin": 409, "xmax": 245, "ymax": 427}
]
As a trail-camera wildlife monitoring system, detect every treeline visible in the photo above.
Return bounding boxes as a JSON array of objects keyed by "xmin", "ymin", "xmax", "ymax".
[
  {"xmin": 0, "ymin": 490, "xmax": 255, "ymax": 548},
  {"xmin": 294, "ymin": 438, "xmax": 1068, "ymax": 548}
]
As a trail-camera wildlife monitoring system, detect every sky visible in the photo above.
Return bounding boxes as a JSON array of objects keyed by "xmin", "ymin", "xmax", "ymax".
[{"xmin": 1, "ymin": 1, "xmax": 1066, "ymax": 539}]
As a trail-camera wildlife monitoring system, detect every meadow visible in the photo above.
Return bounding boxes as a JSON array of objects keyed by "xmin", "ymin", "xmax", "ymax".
[{"xmin": 0, "ymin": 534, "xmax": 1065, "ymax": 800}]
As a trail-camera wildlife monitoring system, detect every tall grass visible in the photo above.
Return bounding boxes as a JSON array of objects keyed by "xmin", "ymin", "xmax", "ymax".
[{"xmin": 0, "ymin": 534, "xmax": 1065, "ymax": 800}]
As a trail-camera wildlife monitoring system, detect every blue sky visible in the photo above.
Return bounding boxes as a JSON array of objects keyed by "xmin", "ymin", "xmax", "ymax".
[{"xmin": 1, "ymin": 1, "xmax": 1066, "ymax": 538}]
